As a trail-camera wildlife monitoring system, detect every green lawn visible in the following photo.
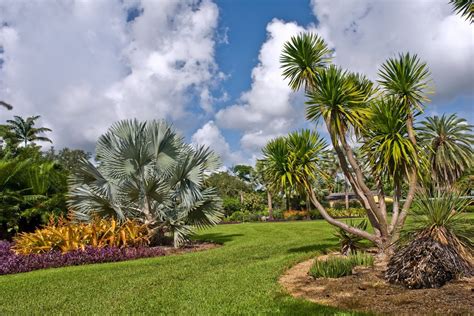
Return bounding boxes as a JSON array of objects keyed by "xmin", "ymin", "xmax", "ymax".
[{"xmin": 0, "ymin": 221, "xmax": 365, "ymax": 315}]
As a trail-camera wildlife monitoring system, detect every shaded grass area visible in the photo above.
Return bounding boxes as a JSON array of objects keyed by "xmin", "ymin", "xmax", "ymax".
[{"xmin": 0, "ymin": 221, "xmax": 366, "ymax": 315}]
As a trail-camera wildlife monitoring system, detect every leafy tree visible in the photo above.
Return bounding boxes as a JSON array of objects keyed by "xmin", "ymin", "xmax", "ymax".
[
  {"xmin": 205, "ymin": 171, "xmax": 251, "ymax": 198},
  {"xmin": 68, "ymin": 120, "xmax": 223, "ymax": 247},
  {"xmin": 45, "ymin": 147, "xmax": 92, "ymax": 172},
  {"xmin": 6, "ymin": 115, "xmax": 52, "ymax": 147},
  {"xmin": 419, "ymin": 114, "xmax": 473, "ymax": 186}
]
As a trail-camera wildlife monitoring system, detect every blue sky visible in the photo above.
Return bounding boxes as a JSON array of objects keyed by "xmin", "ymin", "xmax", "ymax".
[{"xmin": 0, "ymin": 0, "xmax": 472, "ymax": 166}]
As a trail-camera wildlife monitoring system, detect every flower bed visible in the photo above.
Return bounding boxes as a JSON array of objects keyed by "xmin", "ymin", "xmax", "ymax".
[{"xmin": 0, "ymin": 240, "xmax": 164, "ymax": 275}]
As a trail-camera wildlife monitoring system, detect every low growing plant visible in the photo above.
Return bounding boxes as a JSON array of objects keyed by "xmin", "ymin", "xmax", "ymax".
[
  {"xmin": 12, "ymin": 217, "xmax": 149, "ymax": 254},
  {"xmin": 333, "ymin": 219, "xmax": 371, "ymax": 255},
  {"xmin": 309, "ymin": 252, "xmax": 374, "ymax": 278},
  {"xmin": 0, "ymin": 240, "xmax": 164, "ymax": 275}
]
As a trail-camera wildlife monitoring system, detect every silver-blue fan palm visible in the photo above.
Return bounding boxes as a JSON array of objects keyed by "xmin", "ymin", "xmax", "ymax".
[{"xmin": 68, "ymin": 119, "xmax": 223, "ymax": 247}]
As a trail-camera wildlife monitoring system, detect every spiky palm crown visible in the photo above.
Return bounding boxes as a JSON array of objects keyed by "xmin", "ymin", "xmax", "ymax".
[
  {"xmin": 280, "ymin": 32, "xmax": 333, "ymax": 92},
  {"xmin": 378, "ymin": 53, "xmax": 431, "ymax": 114},
  {"xmin": 361, "ymin": 97, "xmax": 419, "ymax": 183},
  {"xmin": 6, "ymin": 115, "xmax": 52, "ymax": 145},
  {"xmin": 419, "ymin": 114, "xmax": 473, "ymax": 186},
  {"xmin": 450, "ymin": 0, "xmax": 473, "ymax": 23},
  {"xmin": 68, "ymin": 120, "xmax": 223, "ymax": 246},
  {"xmin": 401, "ymin": 191, "xmax": 473, "ymax": 259}
]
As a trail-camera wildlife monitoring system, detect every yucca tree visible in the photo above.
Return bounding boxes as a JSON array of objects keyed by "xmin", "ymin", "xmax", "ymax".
[
  {"xmin": 361, "ymin": 97, "xmax": 419, "ymax": 234},
  {"xmin": 419, "ymin": 114, "xmax": 473, "ymax": 186},
  {"xmin": 377, "ymin": 53, "xmax": 431, "ymax": 236},
  {"xmin": 449, "ymin": 0, "xmax": 473, "ymax": 22},
  {"xmin": 68, "ymin": 120, "xmax": 223, "ymax": 247},
  {"xmin": 6, "ymin": 115, "xmax": 52, "ymax": 147},
  {"xmin": 280, "ymin": 33, "xmax": 433, "ymax": 252}
]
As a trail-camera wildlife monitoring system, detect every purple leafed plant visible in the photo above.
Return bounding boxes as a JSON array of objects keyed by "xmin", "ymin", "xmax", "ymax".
[{"xmin": 0, "ymin": 240, "xmax": 165, "ymax": 276}]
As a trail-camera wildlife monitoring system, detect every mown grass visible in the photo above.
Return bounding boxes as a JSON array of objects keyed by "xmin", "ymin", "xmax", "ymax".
[{"xmin": 0, "ymin": 221, "xmax": 366, "ymax": 315}]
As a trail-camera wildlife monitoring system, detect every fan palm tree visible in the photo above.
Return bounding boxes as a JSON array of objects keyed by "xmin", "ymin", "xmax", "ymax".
[
  {"xmin": 449, "ymin": 0, "xmax": 473, "ymax": 22},
  {"xmin": 68, "ymin": 119, "xmax": 223, "ymax": 247},
  {"xmin": 378, "ymin": 53, "xmax": 431, "ymax": 233},
  {"xmin": 6, "ymin": 115, "xmax": 52, "ymax": 147},
  {"xmin": 419, "ymin": 114, "xmax": 473, "ymax": 186}
]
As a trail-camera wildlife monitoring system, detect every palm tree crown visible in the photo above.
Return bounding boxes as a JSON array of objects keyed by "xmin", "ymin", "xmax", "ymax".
[
  {"xmin": 6, "ymin": 115, "xmax": 52, "ymax": 147},
  {"xmin": 419, "ymin": 114, "xmax": 473, "ymax": 185}
]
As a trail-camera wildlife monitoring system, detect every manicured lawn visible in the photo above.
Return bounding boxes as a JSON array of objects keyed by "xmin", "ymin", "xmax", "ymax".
[{"xmin": 0, "ymin": 221, "xmax": 365, "ymax": 315}]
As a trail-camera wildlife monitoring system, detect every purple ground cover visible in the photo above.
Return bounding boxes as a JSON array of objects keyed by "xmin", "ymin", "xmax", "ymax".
[{"xmin": 0, "ymin": 240, "xmax": 165, "ymax": 275}]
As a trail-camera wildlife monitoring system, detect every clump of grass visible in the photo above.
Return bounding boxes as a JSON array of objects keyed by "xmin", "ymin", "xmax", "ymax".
[{"xmin": 309, "ymin": 253, "xmax": 374, "ymax": 278}]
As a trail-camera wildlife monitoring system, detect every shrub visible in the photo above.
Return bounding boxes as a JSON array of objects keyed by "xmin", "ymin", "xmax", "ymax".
[
  {"xmin": 283, "ymin": 209, "xmax": 309, "ymax": 220},
  {"xmin": 222, "ymin": 197, "xmax": 241, "ymax": 216},
  {"xmin": 0, "ymin": 240, "xmax": 164, "ymax": 276},
  {"xmin": 309, "ymin": 253, "xmax": 374, "ymax": 278},
  {"xmin": 326, "ymin": 207, "xmax": 366, "ymax": 218},
  {"xmin": 241, "ymin": 192, "xmax": 266, "ymax": 213},
  {"xmin": 12, "ymin": 217, "xmax": 149, "ymax": 254}
]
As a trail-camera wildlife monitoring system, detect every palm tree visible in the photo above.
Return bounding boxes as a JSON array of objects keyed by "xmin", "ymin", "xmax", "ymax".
[
  {"xmin": 378, "ymin": 53, "xmax": 431, "ymax": 234},
  {"xmin": 419, "ymin": 114, "xmax": 473, "ymax": 186},
  {"xmin": 6, "ymin": 115, "xmax": 52, "ymax": 147},
  {"xmin": 0, "ymin": 101, "xmax": 13, "ymax": 110},
  {"xmin": 68, "ymin": 119, "xmax": 223, "ymax": 247},
  {"xmin": 280, "ymin": 33, "xmax": 332, "ymax": 91},
  {"xmin": 361, "ymin": 97, "xmax": 418, "ymax": 234},
  {"xmin": 449, "ymin": 0, "xmax": 473, "ymax": 22},
  {"xmin": 255, "ymin": 160, "xmax": 274, "ymax": 220},
  {"xmin": 280, "ymin": 33, "xmax": 433, "ymax": 253}
]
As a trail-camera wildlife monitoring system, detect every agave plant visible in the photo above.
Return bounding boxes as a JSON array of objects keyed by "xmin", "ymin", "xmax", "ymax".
[
  {"xmin": 68, "ymin": 120, "xmax": 223, "ymax": 247},
  {"xmin": 386, "ymin": 191, "xmax": 473, "ymax": 288}
]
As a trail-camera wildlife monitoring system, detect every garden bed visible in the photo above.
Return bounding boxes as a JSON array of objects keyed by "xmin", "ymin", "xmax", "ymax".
[
  {"xmin": 0, "ymin": 240, "xmax": 218, "ymax": 276},
  {"xmin": 279, "ymin": 255, "xmax": 474, "ymax": 315}
]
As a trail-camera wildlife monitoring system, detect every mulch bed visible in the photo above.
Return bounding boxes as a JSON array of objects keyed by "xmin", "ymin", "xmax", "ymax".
[{"xmin": 279, "ymin": 255, "xmax": 474, "ymax": 315}]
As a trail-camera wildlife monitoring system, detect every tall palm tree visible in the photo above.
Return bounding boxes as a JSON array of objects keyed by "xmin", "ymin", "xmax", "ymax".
[
  {"xmin": 419, "ymin": 114, "xmax": 473, "ymax": 186},
  {"xmin": 6, "ymin": 115, "xmax": 52, "ymax": 147},
  {"xmin": 449, "ymin": 0, "xmax": 473, "ymax": 22},
  {"xmin": 378, "ymin": 53, "xmax": 431, "ymax": 233},
  {"xmin": 361, "ymin": 97, "xmax": 418, "ymax": 233},
  {"xmin": 68, "ymin": 119, "xmax": 223, "ymax": 247}
]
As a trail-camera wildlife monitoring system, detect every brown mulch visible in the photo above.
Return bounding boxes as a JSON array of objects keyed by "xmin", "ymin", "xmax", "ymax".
[
  {"xmin": 279, "ymin": 255, "xmax": 474, "ymax": 315},
  {"xmin": 160, "ymin": 241, "xmax": 219, "ymax": 255}
]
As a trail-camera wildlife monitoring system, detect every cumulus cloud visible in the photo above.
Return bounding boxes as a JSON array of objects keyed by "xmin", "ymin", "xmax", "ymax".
[
  {"xmin": 0, "ymin": 0, "xmax": 221, "ymax": 151},
  {"xmin": 311, "ymin": 0, "xmax": 474, "ymax": 102},
  {"xmin": 216, "ymin": 19, "xmax": 313, "ymax": 155},
  {"xmin": 191, "ymin": 120, "xmax": 243, "ymax": 166}
]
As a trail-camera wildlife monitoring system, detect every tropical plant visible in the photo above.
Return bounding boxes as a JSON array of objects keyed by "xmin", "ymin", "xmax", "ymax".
[
  {"xmin": 309, "ymin": 253, "xmax": 374, "ymax": 278},
  {"xmin": 419, "ymin": 114, "xmax": 473, "ymax": 186},
  {"xmin": 279, "ymin": 32, "xmax": 432, "ymax": 254},
  {"xmin": 386, "ymin": 191, "xmax": 473, "ymax": 288},
  {"xmin": 68, "ymin": 120, "xmax": 223, "ymax": 247},
  {"xmin": 333, "ymin": 219, "xmax": 371, "ymax": 255},
  {"xmin": 5, "ymin": 115, "xmax": 52, "ymax": 147},
  {"xmin": 12, "ymin": 217, "xmax": 149, "ymax": 254},
  {"xmin": 449, "ymin": 0, "xmax": 473, "ymax": 22}
]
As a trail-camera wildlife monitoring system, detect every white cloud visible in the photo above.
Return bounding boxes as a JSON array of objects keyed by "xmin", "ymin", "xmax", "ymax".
[
  {"xmin": 191, "ymin": 120, "xmax": 243, "ymax": 165},
  {"xmin": 0, "ymin": 0, "xmax": 221, "ymax": 151},
  {"xmin": 311, "ymin": 0, "xmax": 474, "ymax": 102},
  {"xmin": 216, "ymin": 19, "xmax": 313, "ymax": 156}
]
